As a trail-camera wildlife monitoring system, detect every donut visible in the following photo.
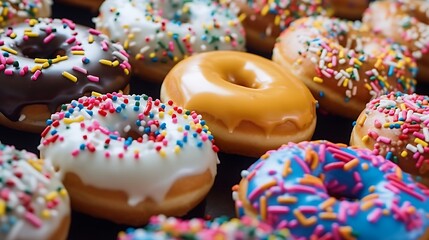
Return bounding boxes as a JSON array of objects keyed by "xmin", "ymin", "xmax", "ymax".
[
  {"xmin": 226, "ymin": 0, "xmax": 331, "ymax": 56},
  {"xmin": 233, "ymin": 140, "xmax": 429, "ymax": 239},
  {"xmin": 0, "ymin": 143, "xmax": 70, "ymax": 240},
  {"xmin": 117, "ymin": 215, "xmax": 291, "ymax": 240},
  {"xmin": 161, "ymin": 51, "xmax": 317, "ymax": 157},
  {"xmin": 351, "ymin": 92, "xmax": 429, "ymax": 187},
  {"xmin": 363, "ymin": 0, "xmax": 429, "ymax": 81},
  {"xmin": 331, "ymin": 0, "xmax": 371, "ymax": 20},
  {"xmin": 0, "ymin": 18, "xmax": 131, "ymax": 133},
  {"xmin": 0, "ymin": 0, "xmax": 51, "ymax": 27},
  {"xmin": 38, "ymin": 92, "xmax": 219, "ymax": 225},
  {"xmin": 94, "ymin": 0, "xmax": 245, "ymax": 83},
  {"xmin": 272, "ymin": 16, "xmax": 417, "ymax": 119}
]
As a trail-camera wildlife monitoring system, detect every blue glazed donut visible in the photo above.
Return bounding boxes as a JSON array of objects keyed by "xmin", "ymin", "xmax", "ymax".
[{"xmin": 233, "ymin": 141, "xmax": 429, "ymax": 239}]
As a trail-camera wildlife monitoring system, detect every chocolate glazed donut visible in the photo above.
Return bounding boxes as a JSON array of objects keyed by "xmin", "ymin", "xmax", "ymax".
[{"xmin": 0, "ymin": 18, "xmax": 131, "ymax": 132}]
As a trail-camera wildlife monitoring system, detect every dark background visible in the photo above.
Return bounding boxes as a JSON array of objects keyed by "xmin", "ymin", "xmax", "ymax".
[{"xmin": 0, "ymin": 2, "xmax": 427, "ymax": 239}]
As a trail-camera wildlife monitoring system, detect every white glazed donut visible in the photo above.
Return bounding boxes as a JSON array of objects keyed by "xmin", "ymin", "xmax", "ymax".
[
  {"xmin": 38, "ymin": 92, "xmax": 219, "ymax": 225},
  {"xmin": 0, "ymin": 143, "xmax": 70, "ymax": 240},
  {"xmin": 94, "ymin": 0, "xmax": 246, "ymax": 82}
]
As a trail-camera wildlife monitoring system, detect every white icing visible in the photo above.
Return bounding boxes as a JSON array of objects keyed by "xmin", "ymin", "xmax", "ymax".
[
  {"xmin": 93, "ymin": 0, "xmax": 245, "ymax": 63},
  {"xmin": 39, "ymin": 94, "xmax": 219, "ymax": 206}
]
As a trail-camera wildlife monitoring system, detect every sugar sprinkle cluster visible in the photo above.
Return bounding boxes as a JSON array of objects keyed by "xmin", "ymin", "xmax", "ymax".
[
  {"xmin": 0, "ymin": 143, "xmax": 68, "ymax": 238},
  {"xmin": 0, "ymin": 0, "xmax": 49, "ymax": 27},
  {"xmin": 290, "ymin": 16, "xmax": 417, "ymax": 102},
  {"xmin": 117, "ymin": 215, "xmax": 290, "ymax": 240},
  {"xmin": 356, "ymin": 92, "xmax": 429, "ymax": 175},
  {"xmin": 95, "ymin": 0, "xmax": 245, "ymax": 64}
]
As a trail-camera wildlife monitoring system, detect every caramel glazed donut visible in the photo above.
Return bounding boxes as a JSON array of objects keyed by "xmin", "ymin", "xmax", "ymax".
[
  {"xmin": 94, "ymin": 0, "xmax": 245, "ymax": 82},
  {"xmin": 226, "ymin": 0, "xmax": 331, "ymax": 56},
  {"xmin": 39, "ymin": 93, "xmax": 219, "ymax": 225},
  {"xmin": 0, "ymin": 18, "xmax": 131, "ymax": 133},
  {"xmin": 161, "ymin": 51, "xmax": 317, "ymax": 157},
  {"xmin": 0, "ymin": 143, "xmax": 70, "ymax": 240},
  {"xmin": 234, "ymin": 141, "xmax": 429, "ymax": 240},
  {"xmin": 351, "ymin": 92, "xmax": 429, "ymax": 187},
  {"xmin": 0, "ymin": 0, "xmax": 52, "ymax": 27},
  {"xmin": 363, "ymin": 0, "xmax": 429, "ymax": 81},
  {"xmin": 273, "ymin": 16, "xmax": 417, "ymax": 119}
]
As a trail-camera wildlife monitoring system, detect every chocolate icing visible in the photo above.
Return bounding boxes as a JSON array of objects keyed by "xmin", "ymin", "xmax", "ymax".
[{"xmin": 0, "ymin": 18, "xmax": 130, "ymax": 121}]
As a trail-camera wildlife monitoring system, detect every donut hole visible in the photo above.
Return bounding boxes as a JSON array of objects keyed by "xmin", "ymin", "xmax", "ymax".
[
  {"xmin": 225, "ymin": 72, "xmax": 261, "ymax": 89},
  {"xmin": 21, "ymin": 46, "xmax": 67, "ymax": 59}
]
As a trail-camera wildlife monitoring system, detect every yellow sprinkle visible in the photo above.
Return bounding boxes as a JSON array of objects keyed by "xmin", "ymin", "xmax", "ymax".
[
  {"xmin": 159, "ymin": 149, "xmax": 166, "ymax": 157},
  {"xmin": 174, "ymin": 146, "xmax": 180, "ymax": 154},
  {"xmin": 0, "ymin": 200, "xmax": 5, "ymax": 216},
  {"xmin": 28, "ymin": 19, "xmax": 38, "ymax": 27},
  {"xmin": 353, "ymin": 58, "xmax": 362, "ymax": 66},
  {"xmin": 277, "ymin": 196, "xmax": 297, "ymax": 204},
  {"xmin": 59, "ymin": 188, "xmax": 68, "ymax": 197},
  {"xmin": 124, "ymin": 39, "xmax": 129, "ymax": 49},
  {"xmin": 99, "ymin": 59, "xmax": 113, "ymax": 66},
  {"xmin": 364, "ymin": 83, "xmax": 372, "ymax": 91},
  {"xmin": 34, "ymin": 58, "xmax": 48, "ymax": 63},
  {"xmin": 261, "ymin": 5, "xmax": 269, "ymax": 16},
  {"xmin": 31, "ymin": 65, "xmax": 42, "ymax": 73},
  {"xmin": 319, "ymin": 197, "xmax": 336, "ymax": 210},
  {"xmin": 88, "ymin": 34, "xmax": 94, "ymax": 44},
  {"xmin": 415, "ymin": 138, "xmax": 428, "ymax": 147},
  {"xmin": 24, "ymin": 32, "xmax": 39, "ymax": 37},
  {"xmin": 294, "ymin": 209, "xmax": 317, "ymax": 226},
  {"xmin": 91, "ymin": 91, "xmax": 102, "ymax": 97},
  {"xmin": 124, "ymin": 68, "xmax": 130, "ymax": 75},
  {"xmin": 401, "ymin": 150, "xmax": 408, "ymax": 157},
  {"xmin": 1, "ymin": 46, "xmax": 17, "ymax": 55},
  {"xmin": 300, "ymin": 174, "xmax": 323, "ymax": 186},
  {"xmin": 374, "ymin": 58, "xmax": 382, "ymax": 68},
  {"xmin": 357, "ymin": 115, "xmax": 367, "ymax": 127},
  {"xmin": 362, "ymin": 135, "xmax": 369, "ymax": 143},
  {"xmin": 42, "ymin": 62, "xmax": 50, "ymax": 68},
  {"xmin": 368, "ymin": 185, "xmax": 375, "ymax": 193},
  {"xmin": 260, "ymin": 153, "xmax": 270, "ymax": 160},
  {"xmin": 9, "ymin": 32, "xmax": 16, "ymax": 39},
  {"xmin": 342, "ymin": 78, "xmax": 349, "ymax": 87},
  {"xmin": 260, "ymin": 196, "xmax": 267, "ymax": 220},
  {"xmin": 274, "ymin": 15, "xmax": 280, "ymax": 26},
  {"xmin": 45, "ymin": 191, "xmax": 58, "ymax": 201},
  {"xmin": 41, "ymin": 209, "xmax": 51, "ymax": 219},
  {"xmin": 260, "ymin": 180, "xmax": 277, "ymax": 191},
  {"xmin": 112, "ymin": 60, "xmax": 119, "ymax": 67},
  {"xmin": 62, "ymin": 71, "xmax": 77, "ymax": 82},
  {"xmin": 319, "ymin": 212, "xmax": 337, "ymax": 220},
  {"xmin": 313, "ymin": 77, "xmax": 323, "ymax": 83},
  {"xmin": 344, "ymin": 158, "xmax": 359, "ymax": 171},
  {"xmin": 346, "ymin": 67, "xmax": 354, "ymax": 73},
  {"xmin": 71, "ymin": 50, "xmax": 85, "ymax": 55},
  {"xmin": 63, "ymin": 115, "xmax": 84, "ymax": 124}
]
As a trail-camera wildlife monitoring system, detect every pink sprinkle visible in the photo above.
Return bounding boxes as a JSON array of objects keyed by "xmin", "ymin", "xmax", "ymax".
[
  {"xmin": 66, "ymin": 37, "xmax": 76, "ymax": 44},
  {"xmin": 71, "ymin": 149, "xmax": 79, "ymax": 157},
  {"xmin": 351, "ymin": 182, "xmax": 363, "ymax": 194},
  {"xmin": 71, "ymin": 46, "xmax": 84, "ymax": 51},
  {"xmin": 0, "ymin": 40, "xmax": 4, "ymax": 46},
  {"xmin": 323, "ymin": 162, "xmax": 344, "ymax": 171},
  {"xmin": 294, "ymin": 156, "xmax": 310, "ymax": 173},
  {"xmin": 89, "ymin": 28, "xmax": 101, "ymax": 35},
  {"xmin": 267, "ymin": 206, "xmax": 289, "ymax": 214},
  {"xmin": 43, "ymin": 33, "xmax": 55, "ymax": 44},
  {"xmin": 0, "ymin": 64, "xmax": 5, "ymax": 72},
  {"xmin": 24, "ymin": 212, "xmax": 42, "ymax": 228},
  {"xmin": 298, "ymin": 206, "xmax": 318, "ymax": 214},
  {"xmin": 413, "ymin": 132, "xmax": 425, "ymax": 140},
  {"xmin": 4, "ymin": 69, "xmax": 13, "ymax": 75},
  {"xmin": 19, "ymin": 66, "xmax": 28, "ymax": 76},
  {"xmin": 288, "ymin": 185, "xmax": 316, "ymax": 194},
  {"xmin": 72, "ymin": 66, "xmax": 88, "ymax": 74},
  {"xmin": 31, "ymin": 70, "xmax": 42, "ymax": 81},
  {"xmin": 101, "ymin": 40, "xmax": 108, "ymax": 51},
  {"xmin": 87, "ymin": 75, "xmax": 99, "ymax": 82},
  {"xmin": 367, "ymin": 208, "xmax": 382, "ymax": 223}
]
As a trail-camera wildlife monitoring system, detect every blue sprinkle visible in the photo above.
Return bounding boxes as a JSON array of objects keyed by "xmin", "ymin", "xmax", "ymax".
[
  {"xmin": 46, "ymin": 119, "xmax": 53, "ymax": 125},
  {"xmin": 116, "ymin": 107, "xmax": 122, "ymax": 113},
  {"xmin": 200, "ymin": 120, "xmax": 206, "ymax": 126},
  {"xmin": 386, "ymin": 151, "xmax": 393, "ymax": 160},
  {"xmin": 50, "ymin": 129, "xmax": 58, "ymax": 135},
  {"xmin": 65, "ymin": 112, "xmax": 71, "ymax": 118},
  {"xmin": 388, "ymin": 65, "xmax": 394, "ymax": 76},
  {"xmin": 197, "ymin": 141, "xmax": 203, "ymax": 148},
  {"xmin": 193, "ymin": 132, "xmax": 198, "ymax": 138},
  {"xmin": 133, "ymin": 106, "xmax": 139, "ymax": 111},
  {"xmin": 183, "ymin": 136, "xmax": 188, "ymax": 143},
  {"xmin": 160, "ymin": 123, "xmax": 166, "ymax": 129},
  {"xmin": 110, "ymin": 135, "xmax": 118, "ymax": 140},
  {"xmin": 185, "ymin": 125, "xmax": 190, "ymax": 130},
  {"xmin": 79, "ymin": 144, "xmax": 86, "ymax": 150},
  {"xmin": 86, "ymin": 110, "xmax": 93, "ymax": 116},
  {"xmin": 176, "ymin": 140, "xmax": 183, "ymax": 148}
]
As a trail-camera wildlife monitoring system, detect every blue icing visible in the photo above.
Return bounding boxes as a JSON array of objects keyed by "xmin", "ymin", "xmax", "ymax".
[{"xmin": 238, "ymin": 141, "xmax": 429, "ymax": 240}]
